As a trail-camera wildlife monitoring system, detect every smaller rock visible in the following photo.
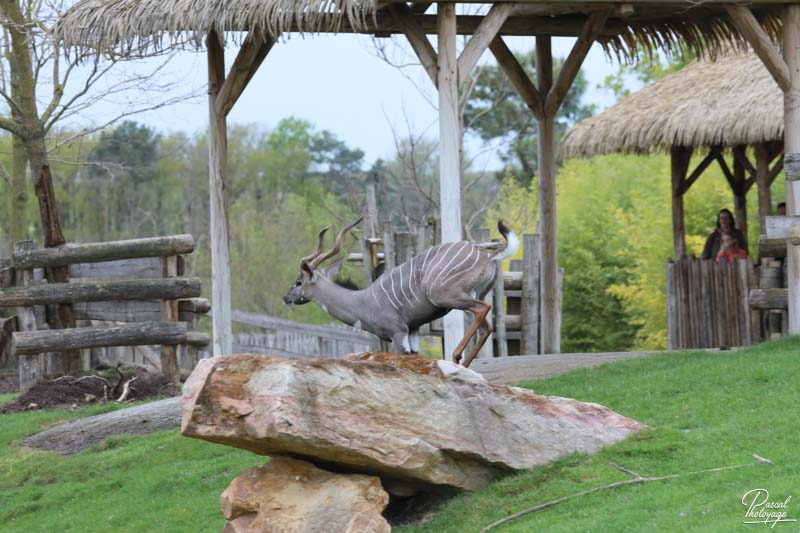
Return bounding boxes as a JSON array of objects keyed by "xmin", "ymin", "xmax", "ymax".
[{"xmin": 221, "ymin": 456, "xmax": 391, "ymax": 533}]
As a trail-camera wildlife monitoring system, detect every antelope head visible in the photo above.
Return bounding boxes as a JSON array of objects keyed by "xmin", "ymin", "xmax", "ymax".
[{"xmin": 283, "ymin": 218, "xmax": 362, "ymax": 305}]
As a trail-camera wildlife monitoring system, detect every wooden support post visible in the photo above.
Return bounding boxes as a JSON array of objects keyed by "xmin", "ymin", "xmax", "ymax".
[
  {"xmin": 732, "ymin": 146, "xmax": 749, "ymax": 249},
  {"xmin": 493, "ymin": 260, "xmax": 508, "ymax": 358},
  {"xmin": 725, "ymin": 4, "xmax": 791, "ymax": 92},
  {"xmin": 784, "ymin": 5, "xmax": 800, "ymax": 333},
  {"xmin": 207, "ymin": 29, "xmax": 233, "ymax": 355},
  {"xmin": 521, "ymin": 234, "xmax": 540, "ymax": 355},
  {"xmin": 388, "ymin": 3, "xmax": 438, "ymax": 85},
  {"xmin": 160, "ymin": 255, "xmax": 179, "ymax": 384},
  {"xmin": 438, "ymin": 2, "xmax": 464, "ymax": 361},
  {"xmin": 536, "ymin": 36, "xmax": 559, "ymax": 354},
  {"xmin": 671, "ymin": 146, "xmax": 692, "ymax": 260},
  {"xmin": 13, "ymin": 241, "xmax": 41, "ymax": 393},
  {"xmin": 755, "ymin": 143, "xmax": 774, "ymax": 231}
]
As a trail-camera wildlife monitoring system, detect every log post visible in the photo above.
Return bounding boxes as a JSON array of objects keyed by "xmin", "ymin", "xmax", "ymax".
[
  {"xmin": 536, "ymin": 36, "xmax": 559, "ymax": 354},
  {"xmin": 160, "ymin": 255, "xmax": 180, "ymax": 384},
  {"xmin": 670, "ymin": 146, "xmax": 692, "ymax": 260},
  {"xmin": 755, "ymin": 143, "xmax": 773, "ymax": 231},
  {"xmin": 493, "ymin": 262, "xmax": 508, "ymax": 358},
  {"xmin": 438, "ymin": 2, "xmax": 464, "ymax": 361},
  {"xmin": 732, "ymin": 146, "xmax": 749, "ymax": 249},
  {"xmin": 207, "ymin": 29, "xmax": 233, "ymax": 355},
  {"xmin": 521, "ymin": 233, "xmax": 540, "ymax": 354},
  {"xmin": 13, "ymin": 241, "xmax": 42, "ymax": 393},
  {"xmin": 784, "ymin": 5, "xmax": 800, "ymax": 333}
]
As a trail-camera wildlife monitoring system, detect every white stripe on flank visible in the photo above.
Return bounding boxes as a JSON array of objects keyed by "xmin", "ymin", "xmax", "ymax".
[
  {"xmin": 434, "ymin": 245, "xmax": 474, "ymax": 285},
  {"xmin": 389, "ymin": 269, "xmax": 403, "ymax": 308},
  {"xmin": 432, "ymin": 243, "xmax": 470, "ymax": 285},
  {"xmin": 425, "ymin": 243, "xmax": 458, "ymax": 284},
  {"xmin": 397, "ymin": 264, "xmax": 410, "ymax": 304},
  {"xmin": 379, "ymin": 276, "xmax": 400, "ymax": 310},
  {"xmin": 419, "ymin": 247, "xmax": 434, "ymax": 277},
  {"xmin": 441, "ymin": 248, "xmax": 481, "ymax": 286}
]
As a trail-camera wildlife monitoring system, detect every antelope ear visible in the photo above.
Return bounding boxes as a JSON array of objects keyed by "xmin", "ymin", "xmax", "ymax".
[{"xmin": 323, "ymin": 257, "xmax": 345, "ymax": 278}]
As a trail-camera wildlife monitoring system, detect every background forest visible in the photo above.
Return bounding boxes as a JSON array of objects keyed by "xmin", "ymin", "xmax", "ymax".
[{"xmin": 0, "ymin": 49, "xmax": 785, "ymax": 353}]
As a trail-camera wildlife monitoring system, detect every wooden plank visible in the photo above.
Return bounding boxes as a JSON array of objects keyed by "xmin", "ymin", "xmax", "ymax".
[
  {"xmin": 666, "ymin": 261, "xmax": 675, "ymax": 350},
  {"xmin": 0, "ymin": 315, "xmax": 15, "ymax": 368},
  {"xmin": 68, "ymin": 256, "xmax": 165, "ymax": 280},
  {"xmin": 765, "ymin": 216, "xmax": 800, "ymax": 239},
  {"xmin": 785, "ymin": 5, "xmax": 800, "ymax": 334},
  {"xmin": 493, "ymin": 258, "xmax": 508, "ymax": 358},
  {"xmin": 725, "ymin": 4, "xmax": 790, "ymax": 92},
  {"xmin": 755, "ymin": 143, "xmax": 774, "ymax": 230},
  {"xmin": 13, "ymin": 235, "xmax": 195, "ymax": 270},
  {"xmin": 388, "ymin": 3, "xmax": 438, "ymax": 85},
  {"xmin": 11, "ymin": 322, "xmax": 189, "ymax": 356},
  {"xmin": 521, "ymin": 234, "xmax": 540, "ymax": 355},
  {"xmin": 680, "ymin": 146, "xmax": 720, "ymax": 195},
  {"xmin": 13, "ymin": 242, "xmax": 41, "ymax": 393},
  {"xmin": 215, "ymin": 32, "xmax": 276, "ymax": 117},
  {"xmin": 544, "ymin": 10, "xmax": 608, "ymax": 117},
  {"xmin": 737, "ymin": 259, "xmax": 752, "ymax": 345},
  {"xmin": 72, "ymin": 299, "xmax": 208, "ymax": 323},
  {"xmin": 671, "ymin": 146, "xmax": 692, "ymax": 259},
  {"xmin": 503, "ymin": 271, "xmax": 523, "ymax": 290},
  {"xmin": 489, "ymin": 36, "xmax": 543, "ymax": 119},
  {"xmin": 457, "ymin": 3, "xmax": 514, "ymax": 91},
  {"xmin": 0, "ymin": 278, "xmax": 202, "ymax": 307},
  {"xmin": 208, "ymin": 29, "xmax": 233, "ymax": 356}
]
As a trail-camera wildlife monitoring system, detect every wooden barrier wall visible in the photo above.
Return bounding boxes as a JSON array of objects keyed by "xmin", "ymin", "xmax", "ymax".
[{"xmin": 667, "ymin": 258, "xmax": 757, "ymax": 350}]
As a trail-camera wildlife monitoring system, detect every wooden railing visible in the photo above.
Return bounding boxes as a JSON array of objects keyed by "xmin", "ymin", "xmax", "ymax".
[{"xmin": 0, "ymin": 235, "xmax": 209, "ymax": 392}]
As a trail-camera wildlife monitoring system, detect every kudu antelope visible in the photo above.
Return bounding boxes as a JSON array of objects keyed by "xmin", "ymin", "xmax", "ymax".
[{"xmin": 283, "ymin": 219, "xmax": 519, "ymax": 367}]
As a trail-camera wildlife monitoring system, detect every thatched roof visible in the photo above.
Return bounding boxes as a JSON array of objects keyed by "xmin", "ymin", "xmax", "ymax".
[
  {"xmin": 560, "ymin": 51, "xmax": 783, "ymax": 158},
  {"xmin": 54, "ymin": 1, "xmax": 783, "ymax": 62}
]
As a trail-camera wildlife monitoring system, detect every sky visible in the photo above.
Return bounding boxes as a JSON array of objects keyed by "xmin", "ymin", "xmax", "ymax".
[{"xmin": 77, "ymin": 33, "xmax": 626, "ymax": 168}]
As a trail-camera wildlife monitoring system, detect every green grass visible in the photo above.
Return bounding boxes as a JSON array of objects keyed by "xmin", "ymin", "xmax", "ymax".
[
  {"xmin": 0, "ymin": 393, "xmax": 17, "ymax": 404},
  {"xmin": 1, "ymin": 338, "xmax": 798, "ymax": 532}
]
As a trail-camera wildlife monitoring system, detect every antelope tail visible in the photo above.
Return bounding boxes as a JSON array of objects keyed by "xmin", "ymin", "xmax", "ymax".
[{"xmin": 492, "ymin": 220, "xmax": 520, "ymax": 260}]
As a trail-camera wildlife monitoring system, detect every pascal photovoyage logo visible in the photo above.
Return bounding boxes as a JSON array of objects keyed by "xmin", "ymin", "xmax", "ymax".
[{"xmin": 742, "ymin": 489, "xmax": 797, "ymax": 528}]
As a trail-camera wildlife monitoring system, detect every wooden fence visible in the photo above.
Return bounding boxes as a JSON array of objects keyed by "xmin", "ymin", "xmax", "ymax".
[
  {"xmin": 0, "ymin": 235, "xmax": 210, "ymax": 392},
  {"xmin": 666, "ymin": 258, "xmax": 757, "ymax": 350},
  {"xmin": 231, "ymin": 310, "xmax": 379, "ymax": 358}
]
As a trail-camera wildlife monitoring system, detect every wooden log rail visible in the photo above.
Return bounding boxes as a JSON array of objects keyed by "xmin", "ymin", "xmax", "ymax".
[
  {"xmin": 11, "ymin": 234, "xmax": 195, "ymax": 269},
  {"xmin": 759, "ymin": 237, "xmax": 786, "ymax": 258},
  {"xmin": 0, "ymin": 278, "xmax": 201, "ymax": 307},
  {"xmin": 750, "ymin": 288, "xmax": 789, "ymax": 310},
  {"xmin": 10, "ymin": 321, "xmax": 200, "ymax": 356}
]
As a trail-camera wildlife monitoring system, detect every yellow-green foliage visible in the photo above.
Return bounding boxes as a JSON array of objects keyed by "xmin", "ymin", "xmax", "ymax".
[{"xmin": 488, "ymin": 152, "xmax": 783, "ymax": 351}]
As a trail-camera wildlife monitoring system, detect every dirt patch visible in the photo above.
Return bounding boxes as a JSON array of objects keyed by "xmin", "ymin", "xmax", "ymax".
[
  {"xmin": 0, "ymin": 368, "xmax": 178, "ymax": 414},
  {"xmin": 0, "ymin": 371, "xmax": 19, "ymax": 394}
]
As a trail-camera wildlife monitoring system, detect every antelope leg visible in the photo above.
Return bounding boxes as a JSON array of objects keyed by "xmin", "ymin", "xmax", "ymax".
[
  {"xmin": 462, "ymin": 317, "xmax": 494, "ymax": 368},
  {"xmin": 452, "ymin": 301, "xmax": 491, "ymax": 363}
]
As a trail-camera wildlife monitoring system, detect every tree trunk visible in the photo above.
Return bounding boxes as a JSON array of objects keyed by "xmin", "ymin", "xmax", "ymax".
[{"xmin": 9, "ymin": 129, "xmax": 27, "ymax": 243}]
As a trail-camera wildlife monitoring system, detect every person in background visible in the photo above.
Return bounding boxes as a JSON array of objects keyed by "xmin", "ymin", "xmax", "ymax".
[
  {"xmin": 701, "ymin": 208, "xmax": 747, "ymax": 260},
  {"xmin": 716, "ymin": 232, "xmax": 748, "ymax": 262},
  {"xmin": 777, "ymin": 202, "xmax": 786, "ymax": 216}
]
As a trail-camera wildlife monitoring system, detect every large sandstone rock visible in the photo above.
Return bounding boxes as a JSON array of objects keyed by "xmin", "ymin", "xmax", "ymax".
[
  {"xmin": 222, "ymin": 456, "xmax": 389, "ymax": 533},
  {"xmin": 182, "ymin": 352, "xmax": 646, "ymax": 491}
]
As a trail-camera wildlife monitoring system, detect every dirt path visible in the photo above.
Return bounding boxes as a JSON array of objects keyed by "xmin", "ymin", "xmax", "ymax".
[{"xmin": 471, "ymin": 350, "xmax": 666, "ymax": 385}]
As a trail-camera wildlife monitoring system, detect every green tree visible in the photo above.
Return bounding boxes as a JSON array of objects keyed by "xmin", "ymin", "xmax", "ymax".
[
  {"xmin": 601, "ymin": 46, "xmax": 695, "ymax": 100},
  {"xmin": 464, "ymin": 49, "xmax": 596, "ymax": 182}
]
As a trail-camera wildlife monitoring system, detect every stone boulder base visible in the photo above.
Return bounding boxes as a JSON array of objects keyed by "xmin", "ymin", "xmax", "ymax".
[
  {"xmin": 183, "ymin": 352, "xmax": 647, "ymax": 492},
  {"xmin": 222, "ymin": 456, "xmax": 389, "ymax": 533}
]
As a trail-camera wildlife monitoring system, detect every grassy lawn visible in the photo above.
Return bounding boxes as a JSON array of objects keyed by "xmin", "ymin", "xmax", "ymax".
[{"xmin": 1, "ymin": 337, "xmax": 798, "ymax": 532}]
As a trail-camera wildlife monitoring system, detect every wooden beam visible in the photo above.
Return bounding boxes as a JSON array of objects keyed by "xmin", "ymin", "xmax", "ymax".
[
  {"xmin": 768, "ymin": 156, "xmax": 784, "ymax": 187},
  {"xmin": 207, "ymin": 29, "xmax": 233, "ymax": 356},
  {"xmin": 410, "ymin": 2, "xmax": 432, "ymax": 14},
  {"xmin": 724, "ymin": 4, "xmax": 790, "ymax": 92},
  {"xmin": 388, "ymin": 3, "xmax": 439, "ymax": 85},
  {"xmin": 783, "ymin": 5, "xmax": 800, "ymax": 334},
  {"xmin": 488, "ymin": 36, "xmax": 544, "ymax": 119},
  {"xmin": 215, "ymin": 32, "xmax": 276, "ymax": 117},
  {"xmin": 716, "ymin": 153, "xmax": 736, "ymax": 191},
  {"xmin": 544, "ymin": 10, "xmax": 608, "ymax": 117},
  {"xmin": 765, "ymin": 215, "xmax": 800, "ymax": 239},
  {"xmin": 11, "ymin": 322, "xmax": 189, "ymax": 357},
  {"xmin": 457, "ymin": 3, "xmax": 514, "ymax": 91},
  {"xmin": 749, "ymin": 288, "xmax": 788, "ymax": 310},
  {"xmin": 536, "ymin": 35, "xmax": 560, "ymax": 354},
  {"xmin": 759, "ymin": 237, "xmax": 786, "ymax": 258},
  {"xmin": 755, "ymin": 143, "xmax": 773, "ymax": 229},
  {"xmin": 671, "ymin": 146, "xmax": 693, "ymax": 259},
  {"xmin": 0, "ymin": 278, "xmax": 202, "ymax": 307},
  {"xmin": 438, "ymin": 1, "xmax": 464, "ymax": 360},
  {"xmin": 732, "ymin": 146, "xmax": 749, "ymax": 248},
  {"xmin": 12, "ymin": 235, "xmax": 195, "ymax": 270},
  {"xmin": 679, "ymin": 146, "xmax": 720, "ymax": 195}
]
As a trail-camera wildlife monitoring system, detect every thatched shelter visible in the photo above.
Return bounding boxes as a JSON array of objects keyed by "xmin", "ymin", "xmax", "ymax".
[
  {"xmin": 561, "ymin": 51, "xmax": 785, "ymax": 260},
  {"xmin": 53, "ymin": 0, "xmax": 800, "ymax": 352}
]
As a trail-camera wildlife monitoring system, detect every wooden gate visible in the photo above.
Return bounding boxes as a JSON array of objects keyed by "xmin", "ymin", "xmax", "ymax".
[{"xmin": 666, "ymin": 258, "xmax": 757, "ymax": 349}]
